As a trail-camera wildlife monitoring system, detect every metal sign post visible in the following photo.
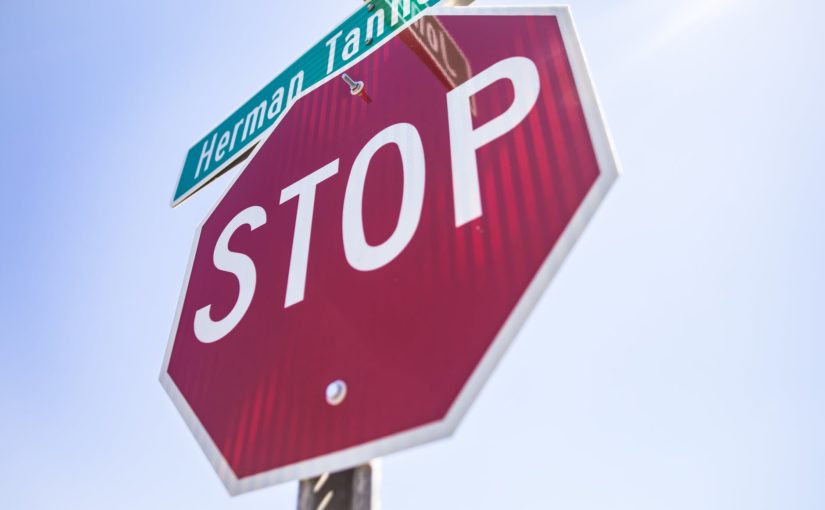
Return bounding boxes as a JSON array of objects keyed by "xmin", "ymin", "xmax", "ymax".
[{"xmin": 297, "ymin": 463, "xmax": 378, "ymax": 510}]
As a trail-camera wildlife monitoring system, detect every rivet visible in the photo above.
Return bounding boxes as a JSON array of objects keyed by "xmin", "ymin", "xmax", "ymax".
[{"xmin": 326, "ymin": 380, "xmax": 347, "ymax": 406}]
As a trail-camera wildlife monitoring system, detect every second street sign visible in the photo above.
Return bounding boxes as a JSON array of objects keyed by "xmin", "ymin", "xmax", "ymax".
[{"xmin": 171, "ymin": 0, "xmax": 453, "ymax": 207}]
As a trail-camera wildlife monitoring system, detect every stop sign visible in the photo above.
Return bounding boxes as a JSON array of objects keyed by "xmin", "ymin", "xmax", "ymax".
[{"xmin": 161, "ymin": 7, "xmax": 618, "ymax": 495}]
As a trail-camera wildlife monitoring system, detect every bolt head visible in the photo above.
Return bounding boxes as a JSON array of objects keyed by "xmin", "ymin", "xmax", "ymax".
[{"xmin": 326, "ymin": 380, "xmax": 347, "ymax": 406}]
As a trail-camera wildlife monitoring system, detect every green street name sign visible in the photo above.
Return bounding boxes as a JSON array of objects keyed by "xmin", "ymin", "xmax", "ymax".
[{"xmin": 172, "ymin": 0, "xmax": 447, "ymax": 207}]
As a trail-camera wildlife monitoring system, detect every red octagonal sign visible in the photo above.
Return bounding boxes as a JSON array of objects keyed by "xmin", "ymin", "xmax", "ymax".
[{"xmin": 161, "ymin": 7, "xmax": 618, "ymax": 494}]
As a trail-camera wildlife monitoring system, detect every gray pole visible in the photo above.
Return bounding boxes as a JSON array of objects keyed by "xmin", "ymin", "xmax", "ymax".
[{"xmin": 297, "ymin": 461, "xmax": 379, "ymax": 510}]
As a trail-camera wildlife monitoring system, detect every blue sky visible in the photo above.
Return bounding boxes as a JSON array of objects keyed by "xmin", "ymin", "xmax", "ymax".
[{"xmin": 1, "ymin": 0, "xmax": 823, "ymax": 508}]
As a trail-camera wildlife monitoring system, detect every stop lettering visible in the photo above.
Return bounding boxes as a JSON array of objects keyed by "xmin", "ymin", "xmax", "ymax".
[{"xmin": 194, "ymin": 56, "xmax": 538, "ymax": 343}]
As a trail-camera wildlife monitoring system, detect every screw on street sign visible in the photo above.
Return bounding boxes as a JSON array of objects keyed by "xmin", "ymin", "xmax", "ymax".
[
  {"xmin": 161, "ymin": 6, "xmax": 619, "ymax": 495},
  {"xmin": 170, "ymin": 0, "xmax": 455, "ymax": 207}
]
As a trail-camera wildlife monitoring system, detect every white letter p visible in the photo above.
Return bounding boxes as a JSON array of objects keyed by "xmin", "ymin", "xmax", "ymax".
[{"xmin": 446, "ymin": 56, "xmax": 540, "ymax": 227}]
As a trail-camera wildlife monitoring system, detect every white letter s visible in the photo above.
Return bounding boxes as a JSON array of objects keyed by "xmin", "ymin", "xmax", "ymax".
[{"xmin": 194, "ymin": 206, "xmax": 266, "ymax": 344}]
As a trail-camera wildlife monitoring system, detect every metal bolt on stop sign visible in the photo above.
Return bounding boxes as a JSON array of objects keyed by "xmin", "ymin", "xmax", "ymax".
[
  {"xmin": 326, "ymin": 380, "xmax": 347, "ymax": 406},
  {"xmin": 342, "ymin": 73, "xmax": 364, "ymax": 95}
]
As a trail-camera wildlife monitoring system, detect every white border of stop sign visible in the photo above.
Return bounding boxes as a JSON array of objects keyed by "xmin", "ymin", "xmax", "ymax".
[{"xmin": 160, "ymin": 6, "xmax": 620, "ymax": 496}]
